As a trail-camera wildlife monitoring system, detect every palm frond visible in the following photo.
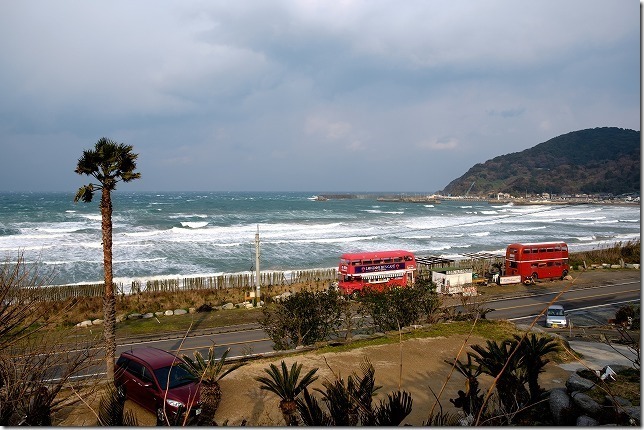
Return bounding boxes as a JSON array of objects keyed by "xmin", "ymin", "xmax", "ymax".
[
  {"xmin": 97, "ymin": 384, "xmax": 138, "ymax": 426},
  {"xmin": 374, "ymin": 390, "xmax": 413, "ymax": 426}
]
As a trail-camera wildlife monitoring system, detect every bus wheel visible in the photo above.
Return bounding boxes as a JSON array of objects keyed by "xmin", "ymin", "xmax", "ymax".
[
  {"xmin": 561, "ymin": 269, "xmax": 569, "ymax": 279},
  {"xmin": 531, "ymin": 272, "xmax": 538, "ymax": 280}
]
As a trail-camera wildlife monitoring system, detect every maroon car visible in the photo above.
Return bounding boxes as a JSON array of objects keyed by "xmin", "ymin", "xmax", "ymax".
[{"xmin": 115, "ymin": 347, "xmax": 201, "ymax": 425}]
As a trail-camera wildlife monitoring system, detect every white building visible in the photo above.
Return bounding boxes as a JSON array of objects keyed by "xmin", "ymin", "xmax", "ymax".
[{"xmin": 432, "ymin": 267, "xmax": 473, "ymax": 295}]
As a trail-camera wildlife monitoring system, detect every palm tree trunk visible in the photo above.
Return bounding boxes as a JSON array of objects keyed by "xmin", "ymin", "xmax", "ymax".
[
  {"xmin": 199, "ymin": 382, "xmax": 222, "ymax": 425},
  {"xmin": 101, "ymin": 187, "xmax": 116, "ymax": 382},
  {"xmin": 279, "ymin": 399, "xmax": 299, "ymax": 426}
]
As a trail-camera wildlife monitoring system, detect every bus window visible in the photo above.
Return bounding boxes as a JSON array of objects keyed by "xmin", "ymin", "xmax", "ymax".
[
  {"xmin": 547, "ymin": 262, "xmax": 553, "ymax": 267},
  {"xmin": 539, "ymin": 248, "xmax": 546, "ymax": 253},
  {"xmin": 554, "ymin": 246, "xmax": 561, "ymax": 252},
  {"xmin": 509, "ymin": 261, "xmax": 517, "ymax": 268},
  {"xmin": 546, "ymin": 248, "xmax": 553, "ymax": 253},
  {"xmin": 524, "ymin": 249, "xmax": 531, "ymax": 254},
  {"xmin": 531, "ymin": 248, "xmax": 538, "ymax": 253}
]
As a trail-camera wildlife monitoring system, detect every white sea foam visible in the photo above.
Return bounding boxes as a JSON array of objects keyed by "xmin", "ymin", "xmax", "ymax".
[{"xmin": 1, "ymin": 193, "xmax": 638, "ymax": 286}]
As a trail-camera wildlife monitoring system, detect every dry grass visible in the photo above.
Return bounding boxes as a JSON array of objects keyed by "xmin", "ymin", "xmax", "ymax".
[{"xmin": 569, "ymin": 240, "xmax": 640, "ymax": 267}]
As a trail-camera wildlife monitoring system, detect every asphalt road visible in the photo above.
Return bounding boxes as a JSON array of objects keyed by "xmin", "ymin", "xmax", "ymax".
[{"xmin": 487, "ymin": 277, "xmax": 640, "ymax": 328}]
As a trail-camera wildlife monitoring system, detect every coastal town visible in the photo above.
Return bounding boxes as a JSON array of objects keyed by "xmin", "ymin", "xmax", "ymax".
[{"xmin": 315, "ymin": 192, "xmax": 640, "ymax": 205}]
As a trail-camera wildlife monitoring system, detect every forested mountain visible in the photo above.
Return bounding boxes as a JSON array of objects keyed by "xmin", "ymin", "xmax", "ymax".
[{"xmin": 441, "ymin": 127, "xmax": 640, "ymax": 196}]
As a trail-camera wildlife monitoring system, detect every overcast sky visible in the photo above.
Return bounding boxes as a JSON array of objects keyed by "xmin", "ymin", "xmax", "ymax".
[{"xmin": 0, "ymin": 0, "xmax": 639, "ymax": 193}]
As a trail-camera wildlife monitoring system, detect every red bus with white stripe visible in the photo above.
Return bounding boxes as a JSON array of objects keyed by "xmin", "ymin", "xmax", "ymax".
[
  {"xmin": 505, "ymin": 242, "xmax": 570, "ymax": 282},
  {"xmin": 337, "ymin": 250, "xmax": 416, "ymax": 295}
]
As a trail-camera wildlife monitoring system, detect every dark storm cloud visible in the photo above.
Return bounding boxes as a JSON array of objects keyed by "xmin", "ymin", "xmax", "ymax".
[{"xmin": 0, "ymin": 0, "xmax": 639, "ymax": 192}]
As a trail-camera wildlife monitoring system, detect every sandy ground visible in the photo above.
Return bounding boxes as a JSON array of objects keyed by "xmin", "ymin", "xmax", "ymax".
[{"xmin": 67, "ymin": 334, "xmax": 570, "ymax": 426}]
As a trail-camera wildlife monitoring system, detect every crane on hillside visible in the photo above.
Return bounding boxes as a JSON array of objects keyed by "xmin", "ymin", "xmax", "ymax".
[{"xmin": 465, "ymin": 181, "xmax": 475, "ymax": 197}]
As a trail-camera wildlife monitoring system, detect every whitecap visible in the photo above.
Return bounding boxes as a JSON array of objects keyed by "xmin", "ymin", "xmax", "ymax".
[
  {"xmin": 80, "ymin": 214, "xmax": 102, "ymax": 221},
  {"xmin": 470, "ymin": 231, "xmax": 490, "ymax": 237},
  {"xmin": 575, "ymin": 236, "xmax": 596, "ymax": 242},
  {"xmin": 180, "ymin": 221, "xmax": 209, "ymax": 229}
]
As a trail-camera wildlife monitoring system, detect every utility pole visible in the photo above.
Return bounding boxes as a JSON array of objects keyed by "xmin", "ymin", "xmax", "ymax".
[{"xmin": 254, "ymin": 225, "xmax": 261, "ymax": 307}]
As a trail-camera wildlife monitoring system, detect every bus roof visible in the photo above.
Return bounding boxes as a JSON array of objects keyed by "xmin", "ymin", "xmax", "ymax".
[
  {"xmin": 340, "ymin": 250, "xmax": 414, "ymax": 260},
  {"xmin": 507, "ymin": 242, "xmax": 567, "ymax": 247}
]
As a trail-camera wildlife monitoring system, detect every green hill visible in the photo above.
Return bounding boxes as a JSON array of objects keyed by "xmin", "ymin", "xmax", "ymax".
[{"xmin": 441, "ymin": 127, "xmax": 640, "ymax": 196}]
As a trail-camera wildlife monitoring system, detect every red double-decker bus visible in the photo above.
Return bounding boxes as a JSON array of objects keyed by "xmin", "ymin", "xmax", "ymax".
[
  {"xmin": 505, "ymin": 242, "xmax": 570, "ymax": 282},
  {"xmin": 337, "ymin": 250, "xmax": 416, "ymax": 295}
]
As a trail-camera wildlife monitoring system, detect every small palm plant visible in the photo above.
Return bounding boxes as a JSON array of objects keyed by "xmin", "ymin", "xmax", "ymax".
[
  {"xmin": 182, "ymin": 345, "xmax": 246, "ymax": 425},
  {"xmin": 255, "ymin": 361, "xmax": 318, "ymax": 426},
  {"xmin": 469, "ymin": 339, "xmax": 529, "ymax": 416},
  {"xmin": 449, "ymin": 353, "xmax": 484, "ymax": 417},
  {"xmin": 513, "ymin": 334, "xmax": 559, "ymax": 401},
  {"xmin": 297, "ymin": 358, "xmax": 413, "ymax": 426}
]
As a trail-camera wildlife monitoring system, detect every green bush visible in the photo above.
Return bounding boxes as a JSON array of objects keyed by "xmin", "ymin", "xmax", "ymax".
[
  {"xmin": 259, "ymin": 289, "xmax": 344, "ymax": 350},
  {"xmin": 357, "ymin": 280, "xmax": 440, "ymax": 332}
]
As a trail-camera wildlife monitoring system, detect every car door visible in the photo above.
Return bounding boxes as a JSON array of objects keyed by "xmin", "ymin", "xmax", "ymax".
[
  {"xmin": 137, "ymin": 363, "xmax": 162, "ymax": 413},
  {"xmin": 125, "ymin": 360, "xmax": 159, "ymax": 412}
]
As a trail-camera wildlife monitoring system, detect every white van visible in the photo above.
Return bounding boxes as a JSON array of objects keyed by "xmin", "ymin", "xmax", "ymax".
[{"xmin": 545, "ymin": 304, "xmax": 567, "ymax": 328}]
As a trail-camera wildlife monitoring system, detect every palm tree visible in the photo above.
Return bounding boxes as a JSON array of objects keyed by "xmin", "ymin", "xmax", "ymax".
[
  {"xmin": 182, "ymin": 345, "xmax": 246, "ymax": 425},
  {"xmin": 513, "ymin": 334, "xmax": 559, "ymax": 401},
  {"xmin": 469, "ymin": 339, "xmax": 529, "ymax": 414},
  {"xmin": 255, "ymin": 361, "xmax": 318, "ymax": 426},
  {"xmin": 74, "ymin": 138, "xmax": 140, "ymax": 381}
]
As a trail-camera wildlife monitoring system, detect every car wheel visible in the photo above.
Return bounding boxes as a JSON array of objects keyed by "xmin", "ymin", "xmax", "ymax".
[
  {"xmin": 156, "ymin": 406, "xmax": 166, "ymax": 426},
  {"xmin": 115, "ymin": 385, "xmax": 126, "ymax": 402}
]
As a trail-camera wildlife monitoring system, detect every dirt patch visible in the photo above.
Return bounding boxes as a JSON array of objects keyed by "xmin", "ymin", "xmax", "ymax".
[{"xmin": 212, "ymin": 335, "xmax": 573, "ymax": 426}]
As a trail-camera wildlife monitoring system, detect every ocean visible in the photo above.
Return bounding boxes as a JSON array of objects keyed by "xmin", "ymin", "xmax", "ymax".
[{"xmin": 0, "ymin": 191, "xmax": 639, "ymax": 286}]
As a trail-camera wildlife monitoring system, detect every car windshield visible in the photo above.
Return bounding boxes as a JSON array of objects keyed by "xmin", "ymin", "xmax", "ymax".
[
  {"xmin": 154, "ymin": 364, "xmax": 198, "ymax": 390},
  {"xmin": 548, "ymin": 308, "xmax": 565, "ymax": 316}
]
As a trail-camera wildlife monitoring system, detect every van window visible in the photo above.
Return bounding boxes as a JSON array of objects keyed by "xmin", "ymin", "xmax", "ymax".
[{"xmin": 547, "ymin": 307, "xmax": 565, "ymax": 316}]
